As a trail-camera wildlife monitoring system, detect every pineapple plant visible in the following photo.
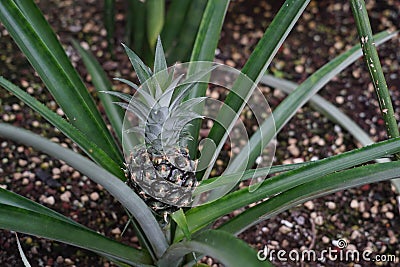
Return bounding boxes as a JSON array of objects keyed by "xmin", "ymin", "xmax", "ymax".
[{"xmin": 107, "ymin": 38, "xmax": 210, "ymax": 220}]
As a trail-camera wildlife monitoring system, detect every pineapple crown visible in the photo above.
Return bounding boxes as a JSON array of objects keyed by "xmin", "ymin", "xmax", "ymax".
[{"xmin": 105, "ymin": 37, "xmax": 212, "ymax": 151}]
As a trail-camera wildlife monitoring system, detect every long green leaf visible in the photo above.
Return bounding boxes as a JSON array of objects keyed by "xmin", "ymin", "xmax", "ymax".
[
  {"xmin": 127, "ymin": 0, "xmax": 145, "ymax": 54},
  {"xmin": 160, "ymin": 0, "xmax": 191, "ymax": 56},
  {"xmin": 104, "ymin": 0, "xmax": 115, "ymax": 54},
  {"xmin": 219, "ymin": 161, "xmax": 400, "ymax": 235},
  {"xmin": 350, "ymin": 1, "xmax": 399, "ymax": 141},
  {"xmin": 0, "ymin": 204, "xmax": 152, "ymax": 266},
  {"xmin": 185, "ymin": 0, "xmax": 230, "ymax": 156},
  {"xmin": 188, "ymin": 0, "xmax": 229, "ymax": 63},
  {"xmin": 146, "ymin": 0, "xmax": 164, "ymax": 49},
  {"xmin": 167, "ymin": 0, "xmax": 208, "ymax": 63},
  {"xmin": 0, "ymin": 188, "xmax": 149, "ymax": 264},
  {"xmin": 195, "ymin": 162, "xmax": 311, "ymax": 196},
  {"xmin": 125, "ymin": 211, "xmax": 157, "ymax": 260},
  {"xmin": 0, "ymin": 0, "xmax": 122, "ymax": 163},
  {"xmin": 0, "ymin": 186, "xmax": 84, "ymax": 227},
  {"xmin": 124, "ymin": 0, "xmax": 134, "ymax": 47},
  {"xmin": 174, "ymin": 137, "xmax": 400, "ymax": 241},
  {"xmin": 261, "ymin": 74, "xmax": 374, "ymax": 147},
  {"xmin": 226, "ymin": 30, "xmax": 396, "ymax": 174},
  {"xmin": 170, "ymin": 209, "xmax": 191, "ymax": 241},
  {"xmin": 0, "ymin": 77, "xmax": 124, "ymax": 179},
  {"xmin": 350, "ymin": 0, "xmax": 400, "ymax": 197},
  {"xmin": 158, "ymin": 230, "xmax": 272, "ymax": 267},
  {"xmin": 123, "ymin": 43, "xmax": 152, "ymax": 85},
  {"xmin": 261, "ymin": 73, "xmax": 400, "ymax": 197},
  {"xmin": 0, "ymin": 123, "xmax": 168, "ymax": 258},
  {"xmin": 202, "ymin": 0, "xmax": 309, "ymax": 197},
  {"xmin": 72, "ymin": 40, "xmax": 124, "ymax": 144},
  {"xmin": 153, "ymin": 36, "xmax": 168, "ymax": 80}
]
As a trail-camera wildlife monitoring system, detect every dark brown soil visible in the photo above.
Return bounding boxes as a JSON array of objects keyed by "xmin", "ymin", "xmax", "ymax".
[{"xmin": 1, "ymin": 0, "xmax": 399, "ymax": 266}]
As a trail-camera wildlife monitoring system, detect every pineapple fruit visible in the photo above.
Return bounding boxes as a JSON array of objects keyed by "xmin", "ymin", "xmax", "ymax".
[{"xmin": 108, "ymin": 38, "xmax": 210, "ymax": 219}]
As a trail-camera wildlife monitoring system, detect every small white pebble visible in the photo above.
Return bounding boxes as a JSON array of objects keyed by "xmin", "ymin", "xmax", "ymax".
[
  {"xmin": 64, "ymin": 258, "xmax": 74, "ymax": 265},
  {"xmin": 12, "ymin": 103, "xmax": 20, "ymax": 111},
  {"xmin": 72, "ymin": 171, "xmax": 80, "ymax": 179},
  {"xmin": 351, "ymin": 230, "xmax": 361, "ymax": 240},
  {"xmin": 21, "ymin": 80, "xmax": 29, "ymax": 87},
  {"xmin": 60, "ymin": 164, "xmax": 71, "ymax": 173},
  {"xmin": 111, "ymin": 227, "xmax": 121, "ymax": 235},
  {"xmin": 381, "ymin": 203, "xmax": 392, "ymax": 213},
  {"xmin": 13, "ymin": 173, "xmax": 22, "ymax": 180},
  {"xmin": 326, "ymin": 201, "xmax": 336, "ymax": 210},
  {"xmin": 270, "ymin": 240, "xmax": 279, "ymax": 247},
  {"xmin": 388, "ymin": 231, "xmax": 398, "ymax": 244},
  {"xmin": 317, "ymin": 139, "xmax": 326, "ymax": 146},
  {"xmin": 56, "ymin": 108, "xmax": 64, "ymax": 116},
  {"xmin": 288, "ymin": 138, "xmax": 297, "ymax": 145},
  {"xmin": 314, "ymin": 215, "xmax": 324, "ymax": 226},
  {"xmin": 304, "ymin": 201, "xmax": 314, "ymax": 210},
  {"xmin": 52, "ymin": 168, "xmax": 61, "ymax": 175},
  {"xmin": 359, "ymin": 201, "xmax": 366, "ymax": 212},
  {"xmin": 335, "ymin": 136, "xmax": 343, "ymax": 146},
  {"xmin": 31, "ymin": 121, "xmax": 40, "ymax": 128},
  {"xmin": 347, "ymin": 244, "xmax": 357, "ymax": 251},
  {"xmin": 311, "ymin": 136, "xmax": 320, "ymax": 144},
  {"xmin": 31, "ymin": 157, "xmax": 41, "ymax": 164},
  {"xmin": 370, "ymin": 205, "xmax": 378, "ymax": 214},
  {"xmin": 281, "ymin": 219, "xmax": 293, "ymax": 228},
  {"xmin": 385, "ymin": 212, "xmax": 394, "ymax": 219},
  {"xmin": 2, "ymin": 114, "xmax": 10, "ymax": 122},
  {"xmin": 18, "ymin": 159, "xmax": 28, "ymax": 167},
  {"xmin": 335, "ymin": 96, "xmax": 344, "ymax": 104},
  {"xmin": 30, "ymin": 246, "xmax": 38, "ymax": 254},
  {"xmin": 80, "ymin": 195, "xmax": 89, "ymax": 203},
  {"xmin": 288, "ymin": 145, "xmax": 300, "ymax": 157},
  {"xmin": 56, "ymin": 256, "xmax": 64, "ymax": 264},
  {"xmin": 43, "ymin": 196, "xmax": 55, "ymax": 205},
  {"xmin": 295, "ymin": 65, "xmax": 304, "ymax": 73},
  {"xmin": 279, "ymin": 225, "xmax": 292, "ymax": 234},
  {"xmin": 322, "ymin": 236, "xmax": 330, "ymax": 244},
  {"xmin": 350, "ymin": 199, "xmax": 359, "ymax": 209},
  {"xmin": 310, "ymin": 212, "xmax": 317, "ymax": 219},
  {"xmin": 60, "ymin": 191, "xmax": 71, "ymax": 202},
  {"xmin": 362, "ymin": 212, "xmax": 370, "ymax": 219},
  {"xmin": 293, "ymin": 158, "xmax": 304, "ymax": 163},
  {"xmin": 273, "ymin": 89, "xmax": 285, "ymax": 98},
  {"xmin": 90, "ymin": 192, "xmax": 99, "ymax": 201}
]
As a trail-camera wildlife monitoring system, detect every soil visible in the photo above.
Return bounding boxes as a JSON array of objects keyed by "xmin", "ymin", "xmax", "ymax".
[{"xmin": 0, "ymin": 0, "xmax": 399, "ymax": 266}]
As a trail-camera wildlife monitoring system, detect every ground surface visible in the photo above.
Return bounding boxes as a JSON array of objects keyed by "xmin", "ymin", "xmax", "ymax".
[{"xmin": 0, "ymin": 0, "xmax": 399, "ymax": 266}]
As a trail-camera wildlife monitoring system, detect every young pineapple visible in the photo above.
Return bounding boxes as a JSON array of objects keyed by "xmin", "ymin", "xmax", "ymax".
[{"xmin": 108, "ymin": 38, "xmax": 209, "ymax": 219}]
